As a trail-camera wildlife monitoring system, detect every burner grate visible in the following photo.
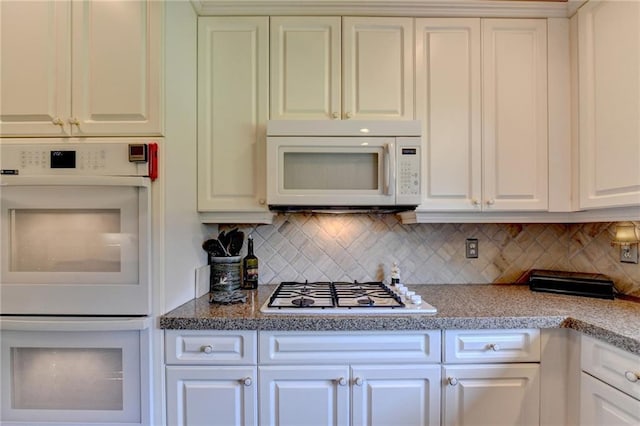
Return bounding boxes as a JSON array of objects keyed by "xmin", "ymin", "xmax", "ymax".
[{"xmin": 267, "ymin": 281, "xmax": 405, "ymax": 309}]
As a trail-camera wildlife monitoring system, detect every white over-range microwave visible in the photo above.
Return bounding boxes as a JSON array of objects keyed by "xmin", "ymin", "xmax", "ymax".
[{"xmin": 266, "ymin": 120, "xmax": 422, "ymax": 212}]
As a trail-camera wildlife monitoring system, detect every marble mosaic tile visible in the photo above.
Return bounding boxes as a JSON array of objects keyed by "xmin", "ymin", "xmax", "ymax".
[{"xmin": 218, "ymin": 217, "xmax": 640, "ymax": 297}]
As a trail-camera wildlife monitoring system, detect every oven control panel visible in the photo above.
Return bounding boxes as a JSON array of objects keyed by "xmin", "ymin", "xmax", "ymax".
[{"xmin": 0, "ymin": 143, "xmax": 151, "ymax": 177}]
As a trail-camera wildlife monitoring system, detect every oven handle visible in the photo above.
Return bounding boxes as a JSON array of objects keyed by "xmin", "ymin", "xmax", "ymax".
[
  {"xmin": 0, "ymin": 175, "xmax": 150, "ymax": 188},
  {"xmin": 0, "ymin": 317, "xmax": 151, "ymax": 331}
]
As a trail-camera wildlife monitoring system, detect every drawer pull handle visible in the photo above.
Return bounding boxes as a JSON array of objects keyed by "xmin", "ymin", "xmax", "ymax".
[
  {"xmin": 487, "ymin": 343, "xmax": 501, "ymax": 351},
  {"xmin": 624, "ymin": 371, "xmax": 639, "ymax": 383},
  {"xmin": 201, "ymin": 345, "xmax": 213, "ymax": 354},
  {"xmin": 448, "ymin": 377, "xmax": 458, "ymax": 386},
  {"xmin": 337, "ymin": 377, "xmax": 347, "ymax": 386},
  {"xmin": 354, "ymin": 377, "xmax": 363, "ymax": 386},
  {"xmin": 241, "ymin": 377, "xmax": 253, "ymax": 387}
]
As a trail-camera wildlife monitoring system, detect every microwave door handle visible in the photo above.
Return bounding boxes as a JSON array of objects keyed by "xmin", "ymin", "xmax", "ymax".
[{"xmin": 384, "ymin": 143, "xmax": 395, "ymax": 196}]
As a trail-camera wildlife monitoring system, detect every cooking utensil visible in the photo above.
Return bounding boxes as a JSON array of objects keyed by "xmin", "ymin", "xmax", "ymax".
[{"xmin": 227, "ymin": 229, "xmax": 244, "ymax": 256}]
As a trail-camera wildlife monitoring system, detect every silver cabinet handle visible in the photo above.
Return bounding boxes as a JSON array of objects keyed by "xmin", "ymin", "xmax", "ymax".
[
  {"xmin": 486, "ymin": 199, "xmax": 495, "ymax": 206},
  {"xmin": 52, "ymin": 117, "xmax": 64, "ymax": 126},
  {"xmin": 337, "ymin": 377, "xmax": 347, "ymax": 386},
  {"xmin": 258, "ymin": 198, "xmax": 266, "ymax": 205},
  {"xmin": 332, "ymin": 112, "xmax": 340, "ymax": 119},
  {"xmin": 345, "ymin": 112, "xmax": 353, "ymax": 119},
  {"xmin": 241, "ymin": 377, "xmax": 253, "ymax": 387},
  {"xmin": 624, "ymin": 371, "xmax": 639, "ymax": 383},
  {"xmin": 487, "ymin": 343, "xmax": 501, "ymax": 351},
  {"xmin": 447, "ymin": 377, "xmax": 458, "ymax": 386},
  {"xmin": 471, "ymin": 199, "xmax": 480, "ymax": 206},
  {"xmin": 201, "ymin": 345, "xmax": 213, "ymax": 354},
  {"xmin": 354, "ymin": 377, "xmax": 363, "ymax": 386},
  {"xmin": 68, "ymin": 117, "xmax": 80, "ymax": 126}
]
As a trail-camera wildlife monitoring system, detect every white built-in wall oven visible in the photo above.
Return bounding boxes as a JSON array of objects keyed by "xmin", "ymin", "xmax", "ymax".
[{"xmin": 0, "ymin": 139, "xmax": 157, "ymax": 426}]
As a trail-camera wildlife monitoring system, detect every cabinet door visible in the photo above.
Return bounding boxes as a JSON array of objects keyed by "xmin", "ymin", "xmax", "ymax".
[
  {"xmin": 259, "ymin": 365, "xmax": 350, "ymax": 426},
  {"xmin": 482, "ymin": 19, "xmax": 548, "ymax": 211},
  {"xmin": 578, "ymin": 0, "xmax": 640, "ymax": 209},
  {"xmin": 580, "ymin": 373, "xmax": 640, "ymax": 426},
  {"xmin": 0, "ymin": 0, "xmax": 71, "ymax": 136},
  {"xmin": 351, "ymin": 364, "xmax": 440, "ymax": 426},
  {"xmin": 166, "ymin": 366, "xmax": 257, "ymax": 426},
  {"xmin": 443, "ymin": 364, "xmax": 540, "ymax": 426},
  {"xmin": 71, "ymin": 0, "xmax": 162, "ymax": 136},
  {"xmin": 270, "ymin": 17, "xmax": 341, "ymax": 120},
  {"xmin": 415, "ymin": 18, "xmax": 481, "ymax": 211},
  {"xmin": 343, "ymin": 17, "xmax": 414, "ymax": 120},
  {"xmin": 197, "ymin": 17, "xmax": 271, "ymax": 220}
]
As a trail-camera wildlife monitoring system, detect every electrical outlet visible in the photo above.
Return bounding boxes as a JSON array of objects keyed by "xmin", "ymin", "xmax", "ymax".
[
  {"xmin": 465, "ymin": 238, "xmax": 479, "ymax": 259},
  {"xmin": 620, "ymin": 245, "xmax": 639, "ymax": 264}
]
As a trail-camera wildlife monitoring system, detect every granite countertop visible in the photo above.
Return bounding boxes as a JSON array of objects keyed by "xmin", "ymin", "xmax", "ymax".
[{"xmin": 160, "ymin": 284, "xmax": 640, "ymax": 355}]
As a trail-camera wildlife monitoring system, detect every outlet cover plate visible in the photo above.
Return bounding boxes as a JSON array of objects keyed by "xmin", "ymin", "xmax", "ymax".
[
  {"xmin": 620, "ymin": 245, "xmax": 639, "ymax": 264},
  {"xmin": 466, "ymin": 238, "xmax": 479, "ymax": 259}
]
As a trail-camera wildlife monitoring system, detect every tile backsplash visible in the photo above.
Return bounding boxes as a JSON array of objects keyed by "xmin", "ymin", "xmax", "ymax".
[{"xmin": 218, "ymin": 216, "xmax": 640, "ymax": 297}]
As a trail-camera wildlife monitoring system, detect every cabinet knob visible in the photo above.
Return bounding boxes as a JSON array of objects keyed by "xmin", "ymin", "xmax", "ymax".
[
  {"xmin": 68, "ymin": 117, "xmax": 80, "ymax": 126},
  {"xmin": 337, "ymin": 377, "xmax": 347, "ymax": 386},
  {"xmin": 487, "ymin": 343, "xmax": 501, "ymax": 352},
  {"xmin": 471, "ymin": 198, "xmax": 480, "ymax": 207},
  {"xmin": 624, "ymin": 371, "xmax": 639, "ymax": 383},
  {"xmin": 345, "ymin": 112, "xmax": 353, "ymax": 119},
  {"xmin": 353, "ymin": 377, "xmax": 363, "ymax": 386},
  {"xmin": 258, "ymin": 198, "xmax": 266, "ymax": 205},
  {"xmin": 447, "ymin": 377, "xmax": 458, "ymax": 386},
  {"xmin": 201, "ymin": 345, "xmax": 213, "ymax": 354},
  {"xmin": 332, "ymin": 112, "xmax": 340, "ymax": 119},
  {"xmin": 486, "ymin": 199, "xmax": 495, "ymax": 206},
  {"xmin": 52, "ymin": 117, "xmax": 64, "ymax": 126},
  {"xmin": 241, "ymin": 377, "xmax": 253, "ymax": 387}
]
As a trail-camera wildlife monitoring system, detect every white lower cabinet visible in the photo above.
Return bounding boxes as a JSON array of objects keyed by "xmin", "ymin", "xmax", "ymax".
[
  {"xmin": 442, "ymin": 329, "xmax": 542, "ymax": 426},
  {"xmin": 167, "ymin": 366, "xmax": 258, "ymax": 426},
  {"xmin": 580, "ymin": 335, "xmax": 640, "ymax": 425},
  {"xmin": 165, "ymin": 330, "xmax": 258, "ymax": 426},
  {"xmin": 442, "ymin": 364, "xmax": 540, "ymax": 426},
  {"xmin": 258, "ymin": 331, "xmax": 442, "ymax": 426},
  {"xmin": 581, "ymin": 373, "xmax": 640, "ymax": 426}
]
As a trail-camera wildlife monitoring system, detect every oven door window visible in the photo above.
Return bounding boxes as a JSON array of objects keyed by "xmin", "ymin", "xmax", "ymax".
[
  {"xmin": 1, "ymin": 330, "xmax": 142, "ymax": 423},
  {"xmin": 283, "ymin": 152, "xmax": 380, "ymax": 191},
  {"xmin": 2, "ymin": 185, "xmax": 140, "ymax": 284},
  {"xmin": 11, "ymin": 209, "xmax": 122, "ymax": 273}
]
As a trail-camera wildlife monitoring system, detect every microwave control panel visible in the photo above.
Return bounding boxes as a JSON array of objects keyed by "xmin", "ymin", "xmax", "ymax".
[{"xmin": 397, "ymin": 139, "xmax": 421, "ymax": 200}]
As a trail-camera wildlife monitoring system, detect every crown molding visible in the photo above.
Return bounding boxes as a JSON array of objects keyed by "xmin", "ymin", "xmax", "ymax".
[{"xmin": 190, "ymin": 0, "xmax": 571, "ymax": 18}]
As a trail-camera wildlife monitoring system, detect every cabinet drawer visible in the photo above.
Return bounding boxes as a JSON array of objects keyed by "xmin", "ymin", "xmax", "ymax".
[
  {"xmin": 444, "ymin": 329, "xmax": 540, "ymax": 363},
  {"xmin": 165, "ymin": 330, "xmax": 257, "ymax": 365},
  {"xmin": 582, "ymin": 335, "xmax": 640, "ymax": 400},
  {"xmin": 259, "ymin": 331, "xmax": 441, "ymax": 364}
]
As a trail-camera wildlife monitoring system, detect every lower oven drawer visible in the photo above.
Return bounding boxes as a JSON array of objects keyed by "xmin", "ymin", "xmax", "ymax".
[{"xmin": 0, "ymin": 318, "xmax": 149, "ymax": 426}]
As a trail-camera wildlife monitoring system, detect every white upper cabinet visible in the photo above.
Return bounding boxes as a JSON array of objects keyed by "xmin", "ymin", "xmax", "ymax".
[
  {"xmin": 416, "ymin": 18, "xmax": 482, "ymax": 211},
  {"xmin": 577, "ymin": 0, "xmax": 640, "ymax": 209},
  {"xmin": 0, "ymin": 0, "xmax": 162, "ymax": 137},
  {"xmin": 270, "ymin": 17, "xmax": 341, "ymax": 120},
  {"xmin": 197, "ymin": 17, "xmax": 272, "ymax": 223},
  {"xmin": 482, "ymin": 19, "xmax": 548, "ymax": 211},
  {"xmin": 342, "ymin": 17, "xmax": 414, "ymax": 120},
  {"xmin": 270, "ymin": 16, "xmax": 414, "ymax": 120},
  {"xmin": 415, "ymin": 18, "xmax": 548, "ymax": 212}
]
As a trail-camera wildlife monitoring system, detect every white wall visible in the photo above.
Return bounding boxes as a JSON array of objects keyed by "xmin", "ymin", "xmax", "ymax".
[{"xmin": 163, "ymin": 0, "xmax": 204, "ymax": 313}]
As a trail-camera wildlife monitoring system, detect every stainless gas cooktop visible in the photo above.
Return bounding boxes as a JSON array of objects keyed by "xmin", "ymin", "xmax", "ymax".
[{"xmin": 260, "ymin": 281, "xmax": 437, "ymax": 315}]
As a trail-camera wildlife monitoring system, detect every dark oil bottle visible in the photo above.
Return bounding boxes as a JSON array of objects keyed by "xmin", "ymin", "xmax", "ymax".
[{"xmin": 242, "ymin": 235, "xmax": 258, "ymax": 290}]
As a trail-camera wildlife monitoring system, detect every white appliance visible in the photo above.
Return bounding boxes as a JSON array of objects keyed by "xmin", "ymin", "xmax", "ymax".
[
  {"xmin": 0, "ymin": 140, "xmax": 157, "ymax": 426},
  {"xmin": 260, "ymin": 281, "xmax": 437, "ymax": 315},
  {"xmin": 266, "ymin": 120, "xmax": 422, "ymax": 211}
]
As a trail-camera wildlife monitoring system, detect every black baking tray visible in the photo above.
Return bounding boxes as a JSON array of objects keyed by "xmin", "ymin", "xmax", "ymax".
[{"xmin": 528, "ymin": 269, "xmax": 615, "ymax": 299}]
